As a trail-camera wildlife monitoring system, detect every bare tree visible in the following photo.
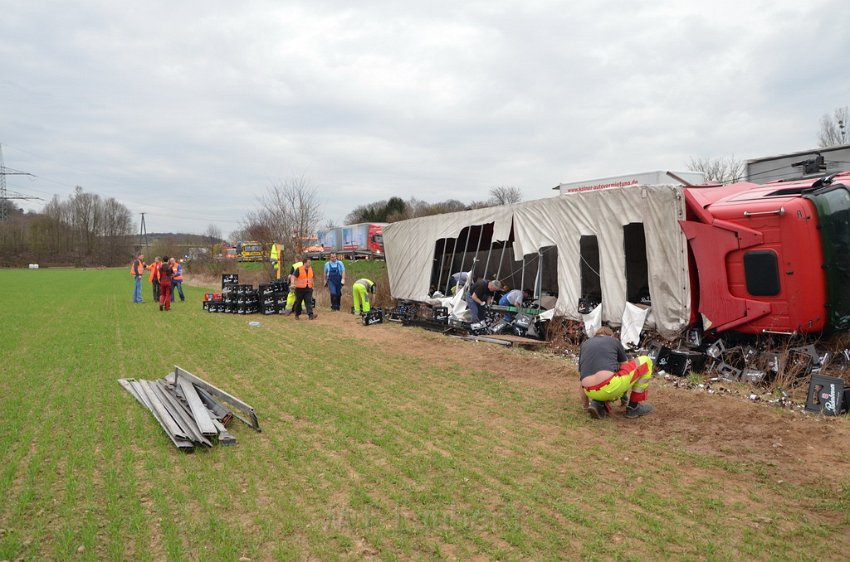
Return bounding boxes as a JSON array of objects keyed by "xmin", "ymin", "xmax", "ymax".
[
  {"xmin": 817, "ymin": 106, "xmax": 849, "ymax": 148},
  {"xmin": 3, "ymin": 187, "xmax": 132, "ymax": 266},
  {"xmin": 228, "ymin": 228, "xmax": 246, "ymax": 243},
  {"xmin": 100, "ymin": 197, "xmax": 132, "ymax": 264},
  {"xmin": 247, "ymin": 175, "xmax": 322, "ymax": 264},
  {"xmin": 489, "ymin": 185, "xmax": 522, "ymax": 205},
  {"xmin": 205, "ymin": 223, "xmax": 222, "ymax": 242},
  {"xmin": 687, "ymin": 155, "xmax": 746, "ymax": 184}
]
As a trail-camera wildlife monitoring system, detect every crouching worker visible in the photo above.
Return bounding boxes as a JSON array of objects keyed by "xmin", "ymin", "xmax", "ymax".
[{"xmin": 578, "ymin": 327, "xmax": 654, "ymax": 419}]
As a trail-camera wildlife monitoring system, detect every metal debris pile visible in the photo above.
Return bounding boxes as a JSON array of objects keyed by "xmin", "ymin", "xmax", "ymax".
[
  {"xmin": 641, "ymin": 332, "xmax": 850, "ymax": 415},
  {"xmin": 118, "ymin": 366, "xmax": 261, "ymax": 451},
  {"xmin": 389, "ymin": 299, "xmax": 549, "ymax": 340},
  {"xmin": 643, "ymin": 335, "xmax": 848, "ymax": 384},
  {"xmin": 661, "ymin": 373, "xmax": 806, "ymax": 411}
]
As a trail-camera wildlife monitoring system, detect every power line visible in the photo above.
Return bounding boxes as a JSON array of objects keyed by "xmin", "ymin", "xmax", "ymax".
[
  {"xmin": 139, "ymin": 213, "xmax": 149, "ymax": 249},
  {"xmin": 0, "ymin": 144, "xmax": 39, "ymax": 221},
  {"xmin": 0, "ymin": 142, "xmax": 248, "ymax": 223}
]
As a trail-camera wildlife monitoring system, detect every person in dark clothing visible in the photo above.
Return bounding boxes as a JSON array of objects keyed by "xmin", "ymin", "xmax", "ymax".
[
  {"xmin": 158, "ymin": 256, "xmax": 173, "ymax": 311},
  {"xmin": 148, "ymin": 256, "xmax": 161, "ymax": 302},
  {"xmin": 578, "ymin": 327, "xmax": 654, "ymax": 419},
  {"xmin": 466, "ymin": 279, "xmax": 502, "ymax": 323}
]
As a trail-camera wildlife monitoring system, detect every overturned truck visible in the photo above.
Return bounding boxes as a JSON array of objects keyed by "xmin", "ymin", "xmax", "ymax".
[{"xmin": 383, "ymin": 172, "xmax": 850, "ymax": 339}]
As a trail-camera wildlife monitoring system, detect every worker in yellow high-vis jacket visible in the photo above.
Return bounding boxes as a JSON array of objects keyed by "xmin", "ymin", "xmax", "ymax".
[
  {"xmin": 282, "ymin": 260, "xmax": 302, "ymax": 314},
  {"xmin": 269, "ymin": 243, "xmax": 281, "ymax": 280},
  {"xmin": 352, "ymin": 278, "xmax": 375, "ymax": 315}
]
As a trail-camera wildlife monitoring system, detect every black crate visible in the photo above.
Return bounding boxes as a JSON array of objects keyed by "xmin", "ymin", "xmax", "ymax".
[
  {"xmin": 222, "ymin": 273, "xmax": 238, "ymax": 288},
  {"xmin": 805, "ymin": 374, "xmax": 845, "ymax": 416},
  {"xmin": 432, "ymin": 306, "xmax": 449, "ymax": 322},
  {"xmin": 662, "ymin": 349, "xmax": 707, "ymax": 377},
  {"xmin": 362, "ymin": 309, "xmax": 384, "ymax": 326},
  {"xmin": 271, "ymin": 280, "xmax": 289, "ymax": 294},
  {"xmin": 259, "ymin": 284, "xmax": 276, "ymax": 297},
  {"xmin": 652, "ymin": 345, "xmax": 672, "ymax": 369}
]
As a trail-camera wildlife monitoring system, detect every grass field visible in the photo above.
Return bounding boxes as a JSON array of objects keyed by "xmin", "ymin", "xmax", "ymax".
[{"xmin": 1, "ymin": 268, "xmax": 848, "ymax": 561}]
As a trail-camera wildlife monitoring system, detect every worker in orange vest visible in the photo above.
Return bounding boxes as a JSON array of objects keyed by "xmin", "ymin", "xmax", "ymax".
[
  {"xmin": 170, "ymin": 258, "xmax": 185, "ymax": 302},
  {"xmin": 289, "ymin": 257, "xmax": 317, "ymax": 320},
  {"xmin": 130, "ymin": 253, "xmax": 145, "ymax": 303},
  {"xmin": 147, "ymin": 257, "xmax": 162, "ymax": 302}
]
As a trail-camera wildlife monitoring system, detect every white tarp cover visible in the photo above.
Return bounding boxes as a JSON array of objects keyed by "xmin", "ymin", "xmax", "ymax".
[
  {"xmin": 620, "ymin": 302, "xmax": 651, "ymax": 348},
  {"xmin": 383, "ymin": 185, "xmax": 691, "ymax": 337},
  {"xmin": 582, "ymin": 304, "xmax": 602, "ymax": 338}
]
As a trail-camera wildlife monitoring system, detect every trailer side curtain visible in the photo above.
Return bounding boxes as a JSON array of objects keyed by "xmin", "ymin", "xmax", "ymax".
[
  {"xmin": 384, "ymin": 186, "xmax": 690, "ymax": 337},
  {"xmin": 383, "ymin": 206, "xmax": 513, "ymax": 300}
]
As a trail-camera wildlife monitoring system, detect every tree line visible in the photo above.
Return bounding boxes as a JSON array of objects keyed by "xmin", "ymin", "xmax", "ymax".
[
  {"xmin": 233, "ymin": 178, "xmax": 523, "ymax": 264},
  {"xmin": 0, "ymin": 186, "xmax": 134, "ymax": 267},
  {"xmin": 343, "ymin": 186, "xmax": 523, "ymax": 225}
]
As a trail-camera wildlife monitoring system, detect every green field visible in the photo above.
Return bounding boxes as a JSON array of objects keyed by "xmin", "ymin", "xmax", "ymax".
[{"xmin": 1, "ymin": 268, "xmax": 848, "ymax": 561}]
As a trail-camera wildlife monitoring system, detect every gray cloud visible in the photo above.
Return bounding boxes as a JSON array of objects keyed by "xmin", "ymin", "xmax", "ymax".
[{"xmin": 2, "ymin": 0, "xmax": 848, "ymax": 234}]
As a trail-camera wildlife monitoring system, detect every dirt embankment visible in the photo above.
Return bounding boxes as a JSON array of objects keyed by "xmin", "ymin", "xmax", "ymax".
[{"xmin": 315, "ymin": 310, "xmax": 850, "ymax": 488}]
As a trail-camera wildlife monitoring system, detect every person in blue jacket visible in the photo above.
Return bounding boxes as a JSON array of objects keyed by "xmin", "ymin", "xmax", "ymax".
[
  {"xmin": 323, "ymin": 253, "xmax": 346, "ymax": 311},
  {"xmin": 498, "ymin": 288, "xmax": 529, "ymax": 322}
]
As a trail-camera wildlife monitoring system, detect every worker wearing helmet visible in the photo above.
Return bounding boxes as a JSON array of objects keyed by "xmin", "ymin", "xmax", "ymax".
[{"xmin": 352, "ymin": 278, "xmax": 375, "ymax": 315}]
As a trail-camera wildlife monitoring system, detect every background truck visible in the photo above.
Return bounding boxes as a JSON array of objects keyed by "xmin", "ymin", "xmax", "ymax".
[
  {"xmin": 301, "ymin": 235, "xmax": 324, "ymax": 260},
  {"xmin": 319, "ymin": 223, "xmax": 387, "ymax": 259},
  {"xmin": 237, "ymin": 241, "xmax": 265, "ymax": 262}
]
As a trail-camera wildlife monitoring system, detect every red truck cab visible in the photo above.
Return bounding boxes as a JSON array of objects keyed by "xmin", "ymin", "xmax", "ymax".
[
  {"xmin": 368, "ymin": 223, "xmax": 385, "ymax": 256},
  {"xmin": 680, "ymin": 172, "xmax": 850, "ymax": 335}
]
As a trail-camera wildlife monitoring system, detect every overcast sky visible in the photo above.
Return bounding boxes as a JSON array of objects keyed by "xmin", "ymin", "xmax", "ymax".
[{"xmin": 2, "ymin": 0, "xmax": 848, "ymax": 236}]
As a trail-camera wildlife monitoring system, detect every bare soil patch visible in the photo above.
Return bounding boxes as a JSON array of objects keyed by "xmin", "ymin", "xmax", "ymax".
[{"xmin": 318, "ymin": 310, "xmax": 850, "ymax": 491}]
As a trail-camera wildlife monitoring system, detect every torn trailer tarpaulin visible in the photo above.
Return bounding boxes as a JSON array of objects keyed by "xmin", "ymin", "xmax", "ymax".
[{"xmin": 383, "ymin": 185, "xmax": 691, "ymax": 339}]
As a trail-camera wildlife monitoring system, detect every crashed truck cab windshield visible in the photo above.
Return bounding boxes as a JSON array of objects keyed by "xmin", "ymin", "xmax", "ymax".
[{"xmin": 805, "ymin": 183, "xmax": 850, "ymax": 330}]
